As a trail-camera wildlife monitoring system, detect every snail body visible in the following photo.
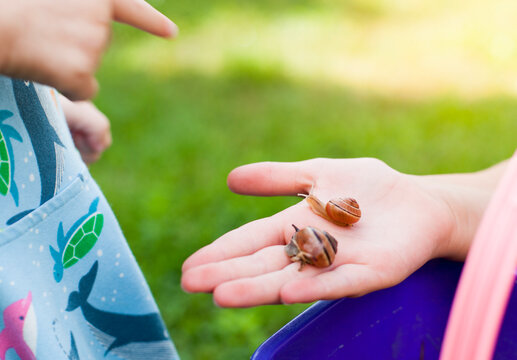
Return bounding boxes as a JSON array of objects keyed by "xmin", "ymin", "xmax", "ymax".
[
  {"xmin": 300, "ymin": 191, "xmax": 361, "ymax": 226},
  {"xmin": 285, "ymin": 225, "xmax": 338, "ymax": 271}
]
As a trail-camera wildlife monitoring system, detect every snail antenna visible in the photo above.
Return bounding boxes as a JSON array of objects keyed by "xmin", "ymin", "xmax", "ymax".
[{"xmin": 297, "ymin": 183, "xmax": 316, "ymax": 198}]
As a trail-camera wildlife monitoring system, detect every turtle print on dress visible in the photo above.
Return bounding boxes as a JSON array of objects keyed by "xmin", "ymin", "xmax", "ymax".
[
  {"xmin": 50, "ymin": 197, "xmax": 104, "ymax": 283},
  {"xmin": 0, "ymin": 110, "xmax": 23, "ymax": 205}
]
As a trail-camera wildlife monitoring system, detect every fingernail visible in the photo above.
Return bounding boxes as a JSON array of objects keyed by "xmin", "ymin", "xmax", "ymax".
[
  {"xmin": 180, "ymin": 281, "xmax": 193, "ymax": 294},
  {"xmin": 91, "ymin": 141, "xmax": 103, "ymax": 152},
  {"xmin": 181, "ymin": 286, "xmax": 193, "ymax": 294},
  {"xmin": 167, "ymin": 21, "xmax": 179, "ymax": 38},
  {"xmin": 213, "ymin": 298, "xmax": 222, "ymax": 308}
]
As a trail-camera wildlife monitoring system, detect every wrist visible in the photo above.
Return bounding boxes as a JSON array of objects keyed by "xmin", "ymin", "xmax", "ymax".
[
  {"xmin": 436, "ymin": 183, "xmax": 490, "ymax": 260},
  {"xmin": 418, "ymin": 172, "xmax": 498, "ymax": 260}
]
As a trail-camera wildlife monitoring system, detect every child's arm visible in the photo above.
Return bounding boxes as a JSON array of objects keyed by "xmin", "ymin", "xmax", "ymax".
[
  {"xmin": 0, "ymin": 0, "xmax": 177, "ymax": 101},
  {"xmin": 181, "ymin": 158, "xmax": 508, "ymax": 307},
  {"xmin": 60, "ymin": 95, "xmax": 112, "ymax": 164}
]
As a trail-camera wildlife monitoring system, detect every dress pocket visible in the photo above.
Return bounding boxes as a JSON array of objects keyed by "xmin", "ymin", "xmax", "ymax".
[
  {"xmin": 0, "ymin": 172, "xmax": 86, "ymax": 247},
  {"xmin": 0, "ymin": 171, "xmax": 179, "ymax": 359}
]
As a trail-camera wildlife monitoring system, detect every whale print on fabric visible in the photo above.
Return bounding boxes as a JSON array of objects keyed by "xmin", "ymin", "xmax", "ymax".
[
  {"xmin": 52, "ymin": 320, "xmax": 80, "ymax": 360},
  {"xmin": 67, "ymin": 261, "xmax": 176, "ymax": 359},
  {"xmin": 0, "ymin": 292, "xmax": 37, "ymax": 360},
  {"xmin": 0, "ymin": 110, "xmax": 23, "ymax": 206},
  {"xmin": 50, "ymin": 197, "xmax": 104, "ymax": 283},
  {"xmin": 8, "ymin": 80, "xmax": 65, "ymax": 225},
  {"xmin": 68, "ymin": 332, "xmax": 80, "ymax": 360}
]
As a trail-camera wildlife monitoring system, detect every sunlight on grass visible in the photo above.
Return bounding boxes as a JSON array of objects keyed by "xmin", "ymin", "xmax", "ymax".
[
  {"xmin": 115, "ymin": 0, "xmax": 517, "ymax": 99},
  {"xmin": 93, "ymin": 1, "xmax": 517, "ymax": 359}
]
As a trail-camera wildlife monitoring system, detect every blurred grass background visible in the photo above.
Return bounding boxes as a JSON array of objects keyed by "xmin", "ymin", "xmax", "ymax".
[{"xmin": 91, "ymin": 0, "xmax": 517, "ymax": 358}]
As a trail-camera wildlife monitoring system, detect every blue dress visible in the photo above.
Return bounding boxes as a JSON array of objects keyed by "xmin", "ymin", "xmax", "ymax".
[{"xmin": 0, "ymin": 77, "xmax": 179, "ymax": 359}]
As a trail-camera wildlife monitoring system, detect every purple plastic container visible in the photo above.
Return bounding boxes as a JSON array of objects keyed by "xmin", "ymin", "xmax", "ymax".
[{"xmin": 252, "ymin": 260, "xmax": 517, "ymax": 359}]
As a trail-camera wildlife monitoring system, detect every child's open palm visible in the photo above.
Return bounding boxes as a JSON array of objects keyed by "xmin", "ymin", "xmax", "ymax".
[{"xmin": 182, "ymin": 158, "xmax": 494, "ymax": 307}]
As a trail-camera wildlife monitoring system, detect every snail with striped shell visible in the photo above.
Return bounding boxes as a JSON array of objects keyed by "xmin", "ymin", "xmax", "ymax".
[
  {"xmin": 285, "ymin": 225, "xmax": 338, "ymax": 270},
  {"xmin": 298, "ymin": 190, "xmax": 361, "ymax": 226}
]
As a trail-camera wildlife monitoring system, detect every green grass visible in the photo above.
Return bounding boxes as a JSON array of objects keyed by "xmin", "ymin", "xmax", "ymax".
[{"xmin": 90, "ymin": 1, "xmax": 517, "ymax": 359}]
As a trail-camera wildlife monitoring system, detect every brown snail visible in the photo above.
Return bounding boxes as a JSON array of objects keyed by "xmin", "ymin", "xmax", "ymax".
[
  {"xmin": 285, "ymin": 225, "xmax": 338, "ymax": 271},
  {"xmin": 299, "ymin": 191, "xmax": 361, "ymax": 226}
]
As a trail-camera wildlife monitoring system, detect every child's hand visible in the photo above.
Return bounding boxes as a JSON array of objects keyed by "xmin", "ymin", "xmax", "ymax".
[
  {"xmin": 0, "ymin": 0, "xmax": 177, "ymax": 101},
  {"xmin": 182, "ymin": 158, "xmax": 496, "ymax": 307},
  {"xmin": 60, "ymin": 95, "xmax": 112, "ymax": 164}
]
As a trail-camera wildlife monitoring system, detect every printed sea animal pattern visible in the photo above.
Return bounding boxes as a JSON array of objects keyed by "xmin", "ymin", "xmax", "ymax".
[
  {"xmin": 0, "ymin": 76, "xmax": 85, "ymax": 228},
  {"xmin": 0, "ymin": 110, "xmax": 22, "ymax": 205},
  {"xmin": 0, "ymin": 292, "xmax": 37, "ymax": 360},
  {"xmin": 67, "ymin": 261, "xmax": 176, "ymax": 359},
  {"xmin": 0, "ymin": 172, "xmax": 179, "ymax": 359},
  {"xmin": 66, "ymin": 332, "xmax": 79, "ymax": 360},
  {"xmin": 50, "ymin": 197, "xmax": 104, "ymax": 283},
  {"xmin": 0, "ymin": 77, "xmax": 179, "ymax": 359}
]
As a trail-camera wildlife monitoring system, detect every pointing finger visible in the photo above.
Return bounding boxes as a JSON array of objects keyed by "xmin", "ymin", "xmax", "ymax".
[{"xmin": 113, "ymin": 0, "xmax": 178, "ymax": 38}]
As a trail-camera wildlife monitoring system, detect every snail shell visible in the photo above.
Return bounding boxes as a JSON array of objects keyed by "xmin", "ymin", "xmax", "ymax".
[
  {"xmin": 285, "ymin": 225, "xmax": 338, "ymax": 271},
  {"xmin": 326, "ymin": 197, "xmax": 361, "ymax": 225},
  {"xmin": 299, "ymin": 191, "xmax": 361, "ymax": 226}
]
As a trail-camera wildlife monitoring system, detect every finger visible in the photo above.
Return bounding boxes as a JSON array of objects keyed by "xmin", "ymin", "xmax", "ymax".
[
  {"xmin": 87, "ymin": 125, "xmax": 112, "ymax": 153},
  {"xmin": 212, "ymin": 239, "xmax": 374, "ymax": 306},
  {"xmin": 61, "ymin": 99, "xmax": 112, "ymax": 158},
  {"xmin": 182, "ymin": 205, "xmax": 302, "ymax": 271},
  {"xmin": 82, "ymin": 106, "xmax": 112, "ymax": 152},
  {"xmin": 227, "ymin": 160, "xmax": 317, "ymax": 196},
  {"xmin": 213, "ymin": 263, "xmax": 321, "ymax": 307},
  {"xmin": 71, "ymin": 134, "xmax": 96, "ymax": 164},
  {"xmin": 113, "ymin": 0, "xmax": 178, "ymax": 38},
  {"xmin": 280, "ymin": 264, "xmax": 386, "ymax": 304},
  {"xmin": 60, "ymin": 76, "xmax": 99, "ymax": 101},
  {"xmin": 181, "ymin": 194, "xmax": 359, "ymax": 272},
  {"xmin": 181, "ymin": 245, "xmax": 290, "ymax": 293}
]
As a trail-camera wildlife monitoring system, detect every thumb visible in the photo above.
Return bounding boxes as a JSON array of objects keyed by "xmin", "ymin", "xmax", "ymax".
[{"xmin": 227, "ymin": 161, "xmax": 316, "ymax": 196}]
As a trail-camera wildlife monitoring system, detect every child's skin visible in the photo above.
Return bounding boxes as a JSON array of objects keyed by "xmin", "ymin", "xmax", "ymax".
[
  {"xmin": 59, "ymin": 94, "xmax": 112, "ymax": 164},
  {"xmin": 0, "ymin": 0, "xmax": 177, "ymax": 163},
  {"xmin": 0, "ymin": 0, "xmax": 177, "ymax": 101},
  {"xmin": 3, "ymin": 0, "xmax": 508, "ymax": 311},
  {"xmin": 182, "ymin": 158, "xmax": 509, "ymax": 307}
]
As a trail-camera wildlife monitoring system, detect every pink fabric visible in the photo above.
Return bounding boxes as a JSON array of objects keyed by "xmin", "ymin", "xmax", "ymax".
[
  {"xmin": 0, "ymin": 292, "xmax": 36, "ymax": 360},
  {"xmin": 440, "ymin": 151, "xmax": 517, "ymax": 360}
]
